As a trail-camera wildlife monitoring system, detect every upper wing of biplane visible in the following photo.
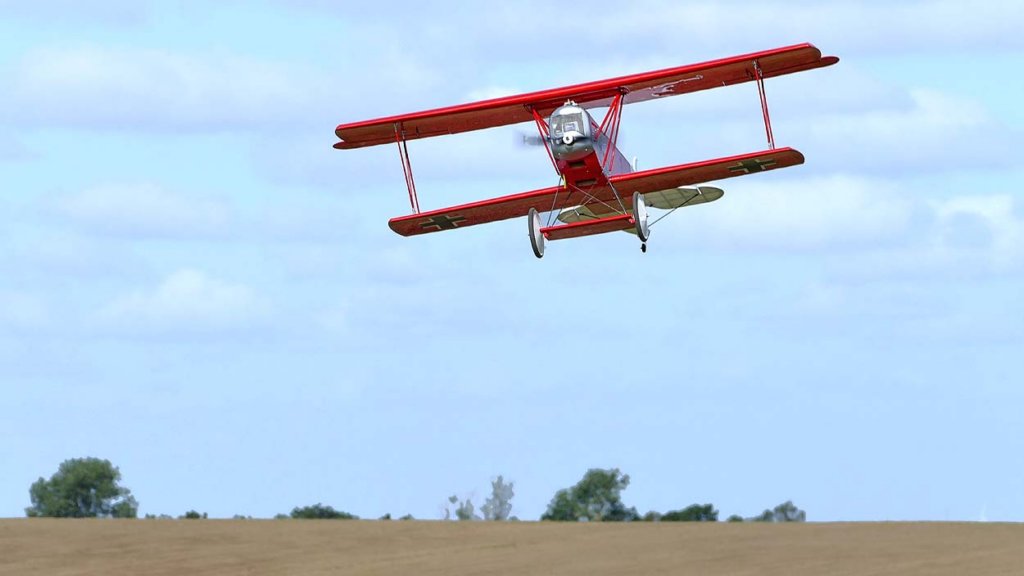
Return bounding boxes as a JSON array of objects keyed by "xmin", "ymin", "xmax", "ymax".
[
  {"xmin": 389, "ymin": 148, "xmax": 802, "ymax": 236},
  {"xmin": 335, "ymin": 43, "xmax": 837, "ymax": 150}
]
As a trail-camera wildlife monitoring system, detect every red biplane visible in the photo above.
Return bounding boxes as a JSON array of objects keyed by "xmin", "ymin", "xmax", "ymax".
[{"xmin": 334, "ymin": 43, "xmax": 838, "ymax": 257}]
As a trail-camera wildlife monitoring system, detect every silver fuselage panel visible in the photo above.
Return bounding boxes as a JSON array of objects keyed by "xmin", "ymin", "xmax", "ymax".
[{"xmin": 549, "ymin": 105, "xmax": 593, "ymax": 162}]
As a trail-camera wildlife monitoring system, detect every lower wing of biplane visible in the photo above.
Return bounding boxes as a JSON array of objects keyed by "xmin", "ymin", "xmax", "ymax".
[
  {"xmin": 334, "ymin": 43, "xmax": 838, "ymax": 258},
  {"xmin": 388, "ymin": 148, "xmax": 801, "ymax": 256}
]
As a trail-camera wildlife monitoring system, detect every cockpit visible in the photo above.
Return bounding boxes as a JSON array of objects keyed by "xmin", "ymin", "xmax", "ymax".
[
  {"xmin": 549, "ymin": 104, "xmax": 591, "ymax": 142},
  {"xmin": 547, "ymin": 103, "xmax": 596, "ymax": 163}
]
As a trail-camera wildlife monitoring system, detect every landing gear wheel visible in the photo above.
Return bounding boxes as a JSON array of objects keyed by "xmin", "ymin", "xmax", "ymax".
[
  {"xmin": 528, "ymin": 207, "xmax": 544, "ymax": 259},
  {"xmin": 632, "ymin": 191, "xmax": 650, "ymax": 242},
  {"xmin": 641, "ymin": 243, "xmax": 647, "ymax": 253}
]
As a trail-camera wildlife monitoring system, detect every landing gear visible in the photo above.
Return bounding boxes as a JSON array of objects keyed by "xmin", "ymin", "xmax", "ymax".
[
  {"xmin": 632, "ymin": 191, "xmax": 649, "ymax": 241},
  {"xmin": 641, "ymin": 243, "xmax": 647, "ymax": 253},
  {"xmin": 528, "ymin": 207, "xmax": 544, "ymax": 258}
]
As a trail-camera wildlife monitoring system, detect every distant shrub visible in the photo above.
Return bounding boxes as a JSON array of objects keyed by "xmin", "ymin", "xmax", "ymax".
[
  {"xmin": 661, "ymin": 504, "xmax": 718, "ymax": 522},
  {"xmin": 290, "ymin": 503, "xmax": 357, "ymax": 520}
]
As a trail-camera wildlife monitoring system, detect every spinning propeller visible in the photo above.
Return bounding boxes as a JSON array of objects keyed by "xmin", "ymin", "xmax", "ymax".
[{"xmin": 518, "ymin": 133, "xmax": 550, "ymax": 148}]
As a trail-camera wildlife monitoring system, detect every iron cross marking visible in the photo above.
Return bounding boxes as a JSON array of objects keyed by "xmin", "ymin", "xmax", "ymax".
[
  {"xmin": 420, "ymin": 214, "xmax": 467, "ymax": 231},
  {"xmin": 728, "ymin": 158, "xmax": 777, "ymax": 174}
]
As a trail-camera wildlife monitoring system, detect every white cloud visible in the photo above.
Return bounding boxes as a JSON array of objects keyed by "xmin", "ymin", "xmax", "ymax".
[
  {"xmin": 934, "ymin": 195, "xmax": 1021, "ymax": 250},
  {"xmin": 592, "ymin": 0, "xmax": 1024, "ymax": 55},
  {"xmin": 829, "ymin": 193, "xmax": 1024, "ymax": 283},
  {"xmin": 277, "ymin": 1, "xmax": 1024, "ymax": 58},
  {"xmin": 667, "ymin": 175, "xmax": 916, "ymax": 251},
  {"xmin": 43, "ymin": 180, "xmax": 372, "ymax": 247},
  {"xmin": 620, "ymin": 83, "xmax": 1019, "ymax": 178},
  {"xmin": 465, "ymin": 86, "xmax": 520, "ymax": 102},
  {"xmin": 1, "ymin": 230, "xmax": 147, "ymax": 282},
  {"xmin": 98, "ymin": 269, "xmax": 269, "ymax": 334},
  {"xmin": 920, "ymin": 194, "xmax": 1022, "ymax": 273},
  {"xmin": 0, "ymin": 39, "xmax": 452, "ymax": 136},
  {"xmin": 2, "ymin": 46, "xmax": 333, "ymax": 132},
  {"xmin": 625, "ymin": 63, "xmax": 908, "ymax": 121},
  {"xmin": 615, "ymin": 83, "xmax": 1020, "ymax": 180},
  {"xmin": 661, "ymin": 176, "xmax": 1024, "ymax": 279},
  {"xmin": 56, "ymin": 183, "xmax": 229, "ymax": 239},
  {"xmin": 796, "ymin": 89, "xmax": 1019, "ymax": 174}
]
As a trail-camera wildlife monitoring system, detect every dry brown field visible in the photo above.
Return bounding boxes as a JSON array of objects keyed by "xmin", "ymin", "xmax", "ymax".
[{"xmin": 1, "ymin": 519, "xmax": 1021, "ymax": 575}]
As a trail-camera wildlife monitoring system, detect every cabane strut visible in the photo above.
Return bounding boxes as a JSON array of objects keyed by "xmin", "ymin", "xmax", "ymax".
[
  {"xmin": 599, "ymin": 91, "xmax": 625, "ymax": 171},
  {"xmin": 528, "ymin": 106, "xmax": 560, "ymax": 176}
]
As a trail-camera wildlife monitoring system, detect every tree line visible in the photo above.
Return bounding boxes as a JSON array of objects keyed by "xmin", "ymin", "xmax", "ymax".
[{"xmin": 24, "ymin": 458, "xmax": 805, "ymax": 523}]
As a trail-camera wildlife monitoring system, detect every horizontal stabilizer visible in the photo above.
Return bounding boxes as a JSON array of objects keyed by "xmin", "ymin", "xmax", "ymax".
[
  {"xmin": 556, "ymin": 186, "xmax": 723, "ymax": 231},
  {"xmin": 644, "ymin": 186, "xmax": 723, "ymax": 209}
]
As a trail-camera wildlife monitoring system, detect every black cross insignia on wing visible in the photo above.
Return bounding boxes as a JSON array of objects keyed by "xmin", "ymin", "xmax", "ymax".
[
  {"xmin": 420, "ymin": 214, "xmax": 467, "ymax": 231},
  {"xmin": 728, "ymin": 158, "xmax": 777, "ymax": 174}
]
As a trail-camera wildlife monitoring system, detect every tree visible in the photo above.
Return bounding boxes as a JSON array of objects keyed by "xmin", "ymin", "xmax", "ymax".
[
  {"xmin": 289, "ymin": 503, "xmax": 357, "ymax": 519},
  {"xmin": 111, "ymin": 496, "xmax": 139, "ymax": 519},
  {"xmin": 541, "ymin": 468, "xmax": 639, "ymax": 522},
  {"xmin": 481, "ymin": 475, "xmax": 514, "ymax": 521},
  {"xmin": 180, "ymin": 510, "xmax": 207, "ymax": 519},
  {"xmin": 455, "ymin": 498, "xmax": 477, "ymax": 521},
  {"xmin": 444, "ymin": 495, "xmax": 479, "ymax": 521},
  {"xmin": 771, "ymin": 500, "xmax": 806, "ymax": 522},
  {"xmin": 26, "ymin": 457, "xmax": 137, "ymax": 518},
  {"xmin": 750, "ymin": 500, "xmax": 806, "ymax": 522},
  {"xmin": 726, "ymin": 514, "xmax": 744, "ymax": 522},
  {"xmin": 661, "ymin": 503, "xmax": 718, "ymax": 522}
]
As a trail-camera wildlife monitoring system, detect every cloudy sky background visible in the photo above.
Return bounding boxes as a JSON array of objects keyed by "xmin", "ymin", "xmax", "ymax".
[{"xmin": 1, "ymin": 0, "xmax": 1021, "ymax": 521}]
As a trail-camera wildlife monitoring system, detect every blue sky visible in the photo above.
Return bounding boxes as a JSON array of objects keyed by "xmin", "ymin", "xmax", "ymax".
[{"xmin": 1, "ymin": 0, "xmax": 1022, "ymax": 521}]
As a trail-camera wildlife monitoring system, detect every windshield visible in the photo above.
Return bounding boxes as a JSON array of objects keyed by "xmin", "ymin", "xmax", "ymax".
[{"xmin": 550, "ymin": 112, "xmax": 585, "ymax": 138}]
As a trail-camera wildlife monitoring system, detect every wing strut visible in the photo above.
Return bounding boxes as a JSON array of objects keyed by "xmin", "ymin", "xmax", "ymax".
[
  {"xmin": 529, "ymin": 106, "xmax": 560, "ymax": 176},
  {"xmin": 753, "ymin": 60, "xmax": 775, "ymax": 150},
  {"xmin": 599, "ymin": 91, "xmax": 625, "ymax": 171},
  {"xmin": 394, "ymin": 123, "xmax": 420, "ymax": 214}
]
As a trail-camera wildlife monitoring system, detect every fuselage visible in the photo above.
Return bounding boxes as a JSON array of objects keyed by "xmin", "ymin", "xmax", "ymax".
[{"xmin": 547, "ymin": 103, "xmax": 631, "ymax": 189}]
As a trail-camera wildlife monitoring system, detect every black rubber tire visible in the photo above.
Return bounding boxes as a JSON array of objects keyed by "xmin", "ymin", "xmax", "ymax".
[
  {"xmin": 632, "ymin": 191, "xmax": 650, "ymax": 242},
  {"xmin": 528, "ymin": 207, "xmax": 544, "ymax": 258}
]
